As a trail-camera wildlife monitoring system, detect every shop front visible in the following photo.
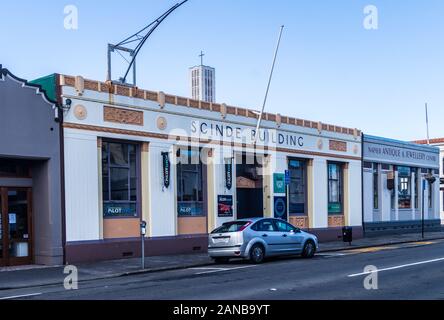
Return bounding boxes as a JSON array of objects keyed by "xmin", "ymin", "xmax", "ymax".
[
  {"xmin": 363, "ymin": 135, "xmax": 441, "ymax": 235},
  {"xmin": 0, "ymin": 67, "xmax": 63, "ymax": 266}
]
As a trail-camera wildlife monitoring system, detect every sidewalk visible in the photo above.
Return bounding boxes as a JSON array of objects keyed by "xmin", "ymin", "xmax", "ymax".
[{"xmin": 1, "ymin": 230, "xmax": 444, "ymax": 290}]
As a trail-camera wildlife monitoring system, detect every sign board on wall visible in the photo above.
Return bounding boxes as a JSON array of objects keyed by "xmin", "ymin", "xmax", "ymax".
[
  {"xmin": 218, "ymin": 195, "xmax": 233, "ymax": 217},
  {"xmin": 364, "ymin": 138, "xmax": 439, "ymax": 169},
  {"xmin": 274, "ymin": 173, "xmax": 286, "ymax": 194},
  {"xmin": 274, "ymin": 196, "xmax": 287, "ymax": 221}
]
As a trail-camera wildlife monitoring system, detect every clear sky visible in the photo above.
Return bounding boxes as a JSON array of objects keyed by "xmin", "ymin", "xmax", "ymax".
[{"xmin": 1, "ymin": 0, "xmax": 443, "ymax": 141}]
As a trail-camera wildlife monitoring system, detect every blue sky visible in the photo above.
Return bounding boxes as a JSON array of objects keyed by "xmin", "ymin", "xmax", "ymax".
[{"xmin": 1, "ymin": 0, "xmax": 443, "ymax": 141}]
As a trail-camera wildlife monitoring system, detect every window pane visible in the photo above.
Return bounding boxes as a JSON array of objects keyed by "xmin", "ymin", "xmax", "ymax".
[
  {"xmin": 329, "ymin": 181, "xmax": 339, "ymax": 202},
  {"xmin": 181, "ymin": 170, "xmax": 199, "ymax": 202},
  {"xmin": 289, "ymin": 160, "xmax": 306, "ymax": 215},
  {"xmin": 109, "ymin": 143, "xmax": 129, "ymax": 166},
  {"xmin": 110, "ymin": 167, "xmax": 129, "ymax": 201}
]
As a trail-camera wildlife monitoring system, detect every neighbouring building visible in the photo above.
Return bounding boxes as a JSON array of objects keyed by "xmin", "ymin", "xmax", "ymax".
[
  {"xmin": 413, "ymin": 138, "xmax": 444, "ymax": 224},
  {"xmin": 363, "ymin": 135, "xmax": 441, "ymax": 235},
  {"xmin": 190, "ymin": 60, "xmax": 215, "ymax": 103},
  {"xmin": 0, "ymin": 66, "xmax": 63, "ymax": 267},
  {"xmin": 34, "ymin": 74, "xmax": 363, "ymax": 264}
]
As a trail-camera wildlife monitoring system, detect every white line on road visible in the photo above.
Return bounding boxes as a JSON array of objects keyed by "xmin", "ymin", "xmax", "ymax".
[
  {"xmin": 191, "ymin": 265, "xmax": 258, "ymax": 275},
  {"xmin": 348, "ymin": 257, "xmax": 444, "ymax": 277},
  {"xmin": 0, "ymin": 293, "xmax": 42, "ymax": 300}
]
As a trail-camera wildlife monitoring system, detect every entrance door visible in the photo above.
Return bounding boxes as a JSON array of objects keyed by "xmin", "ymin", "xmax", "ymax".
[
  {"xmin": 236, "ymin": 153, "xmax": 264, "ymax": 219},
  {"xmin": 0, "ymin": 188, "xmax": 32, "ymax": 266}
]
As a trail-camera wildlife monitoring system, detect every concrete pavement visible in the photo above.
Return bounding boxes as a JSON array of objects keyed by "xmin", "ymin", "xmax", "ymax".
[{"xmin": 1, "ymin": 230, "xmax": 444, "ymax": 291}]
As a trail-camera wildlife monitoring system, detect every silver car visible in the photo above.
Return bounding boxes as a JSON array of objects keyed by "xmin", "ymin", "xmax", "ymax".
[{"xmin": 208, "ymin": 218, "xmax": 319, "ymax": 264}]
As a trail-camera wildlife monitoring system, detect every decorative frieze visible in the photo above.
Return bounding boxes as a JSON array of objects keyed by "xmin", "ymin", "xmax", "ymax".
[
  {"xmin": 329, "ymin": 140, "xmax": 347, "ymax": 152},
  {"xmin": 328, "ymin": 215, "xmax": 345, "ymax": 227},
  {"xmin": 103, "ymin": 106, "xmax": 143, "ymax": 126}
]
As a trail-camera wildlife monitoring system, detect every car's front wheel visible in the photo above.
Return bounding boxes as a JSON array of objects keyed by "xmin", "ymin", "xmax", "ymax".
[
  {"xmin": 301, "ymin": 240, "xmax": 316, "ymax": 258},
  {"xmin": 249, "ymin": 244, "xmax": 265, "ymax": 264}
]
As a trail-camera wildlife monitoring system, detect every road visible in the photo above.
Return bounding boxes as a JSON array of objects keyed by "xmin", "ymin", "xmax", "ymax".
[{"xmin": 2, "ymin": 239, "xmax": 444, "ymax": 300}]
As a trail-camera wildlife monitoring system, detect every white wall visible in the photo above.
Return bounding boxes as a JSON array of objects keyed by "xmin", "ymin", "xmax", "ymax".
[
  {"xmin": 148, "ymin": 142, "xmax": 176, "ymax": 237},
  {"xmin": 64, "ymin": 131, "xmax": 100, "ymax": 241}
]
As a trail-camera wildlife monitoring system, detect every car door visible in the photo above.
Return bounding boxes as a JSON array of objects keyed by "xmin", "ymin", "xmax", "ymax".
[
  {"xmin": 274, "ymin": 220, "xmax": 304, "ymax": 254},
  {"xmin": 254, "ymin": 219, "xmax": 281, "ymax": 255}
]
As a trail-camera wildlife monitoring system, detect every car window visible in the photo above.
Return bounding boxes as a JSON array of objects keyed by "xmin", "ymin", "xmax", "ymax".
[
  {"xmin": 211, "ymin": 221, "xmax": 251, "ymax": 234},
  {"xmin": 253, "ymin": 219, "xmax": 277, "ymax": 232},
  {"xmin": 274, "ymin": 220, "xmax": 298, "ymax": 232}
]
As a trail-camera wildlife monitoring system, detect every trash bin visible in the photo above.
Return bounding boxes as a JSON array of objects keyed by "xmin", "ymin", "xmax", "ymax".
[{"xmin": 342, "ymin": 226, "xmax": 353, "ymax": 244}]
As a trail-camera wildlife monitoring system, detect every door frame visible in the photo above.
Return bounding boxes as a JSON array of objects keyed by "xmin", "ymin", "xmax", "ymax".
[{"xmin": 0, "ymin": 187, "xmax": 33, "ymax": 267}]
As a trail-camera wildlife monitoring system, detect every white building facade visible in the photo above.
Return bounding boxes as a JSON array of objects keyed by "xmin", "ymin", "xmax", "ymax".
[
  {"xmin": 49, "ymin": 74, "xmax": 363, "ymax": 263},
  {"xmin": 363, "ymin": 135, "xmax": 441, "ymax": 235}
]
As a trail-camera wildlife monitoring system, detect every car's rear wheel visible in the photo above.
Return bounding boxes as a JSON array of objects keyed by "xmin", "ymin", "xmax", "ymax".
[
  {"xmin": 249, "ymin": 244, "xmax": 265, "ymax": 264},
  {"xmin": 213, "ymin": 257, "xmax": 230, "ymax": 264},
  {"xmin": 301, "ymin": 240, "xmax": 316, "ymax": 258}
]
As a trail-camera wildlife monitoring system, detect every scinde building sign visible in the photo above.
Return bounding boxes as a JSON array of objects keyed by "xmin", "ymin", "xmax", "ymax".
[{"xmin": 363, "ymin": 136, "xmax": 439, "ymax": 169}]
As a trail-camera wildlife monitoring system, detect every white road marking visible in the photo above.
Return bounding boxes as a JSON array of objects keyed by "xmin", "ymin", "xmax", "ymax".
[
  {"xmin": 191, "ymin": 265, "xmax": 258, "ymax": 275},
  {"xmin": 348, "ymin": 257, "xmax": 444, "ymax": 277},
  {"xmin": 0, "ymin": 293, "xmax": 42, "ymax": 300},
  {"xmin": 317, "ymin": 253, "xmax": 347, "ymax": 257}
]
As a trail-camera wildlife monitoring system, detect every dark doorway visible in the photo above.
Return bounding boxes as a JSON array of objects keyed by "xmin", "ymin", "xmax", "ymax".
[{"xmin": 236, "ymin": 153, "xmax": 264, "ymax": 219}]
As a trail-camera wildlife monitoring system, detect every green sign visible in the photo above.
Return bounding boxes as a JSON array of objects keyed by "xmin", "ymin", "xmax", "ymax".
[
  {"xmin": 274, "ymin": 173, "xmax": 286, "ymax": 194},
  {"xmin": 328, "ymin": 203, "xmax": 342, "ymax": 214}
]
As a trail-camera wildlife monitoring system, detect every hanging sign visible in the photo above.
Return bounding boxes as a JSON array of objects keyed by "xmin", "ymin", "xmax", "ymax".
[
  {"xmin": 162, "ymin": 152, "xmax": 170, "ymax": 188},
  {"xmin": 225, "ymin": 158, "xmax": 233, "ymax": 190},
  {"xmin": 218, "ymin": 195, "xmax": 234, "ymax": 217}
]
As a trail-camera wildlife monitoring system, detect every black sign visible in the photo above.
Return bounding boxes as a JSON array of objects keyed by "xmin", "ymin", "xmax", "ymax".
[
  {"xmin": 218, "ymin": 195, "xmax": 233, "ymax": 217},
  {"xmin": 225, "ymin": 159, "xmax": 233, "ymax": 190},
  {"xmin": 274, "ymin": 196, "xmax": 287, "ymax": 221},
  {"xmin": 162, "ymin": 152, "xmax": 170, "ymax": 188}
]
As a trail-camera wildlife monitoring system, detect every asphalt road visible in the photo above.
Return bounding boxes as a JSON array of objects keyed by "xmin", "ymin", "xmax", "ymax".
[{"xmin": 2, "ymin": 239, "xmax": 444, "ymax": 300}]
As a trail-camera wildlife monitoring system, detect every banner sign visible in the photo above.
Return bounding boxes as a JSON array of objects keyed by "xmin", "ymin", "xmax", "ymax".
[
  {"xmin": 162, "ymin": 152, "xmax": 170, "ymax": 188},
  {"xmin": 218, "ymin": 195, "xmax": 234, "ymax": 217},
  {"xmin": 225, "ymin": 159, "xmax": 233, "ymax": 190}
]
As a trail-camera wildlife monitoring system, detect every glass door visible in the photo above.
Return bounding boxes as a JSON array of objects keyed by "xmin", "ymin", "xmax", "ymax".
[
  {"xmin": 0, "ymin": 191, "xmax": 4, "ymax": 267},
  {"xmin": 0, "ymin": 188, "xmax": 32, "ymax": 266}
]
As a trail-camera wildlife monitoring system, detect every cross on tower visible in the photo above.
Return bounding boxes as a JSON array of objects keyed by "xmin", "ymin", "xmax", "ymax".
[{"xmin": 199, "ymin": 51, "xmax": 205, "ymax": 66}]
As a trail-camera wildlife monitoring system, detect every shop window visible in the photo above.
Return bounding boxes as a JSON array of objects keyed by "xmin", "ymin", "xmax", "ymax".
[
  {"xmin": 288, "ymin": 159, "xmax": 307, "ymax": 215},
  {"xmin": 328, "ymin": 162, "xmax": 343, "ymax": 215},
  {"xmin": 428, "ymin": 170, "xmax": 433, "ymax": 209},
  {"xmin": 415, "ymin": 169, "xmax": 420, "ymax": 209},
  {"xmin": 102, "ymin": 141, "xmax": 139, "ymax": 218},
  {"xmin": 177, "ymin": 148, "xmax": 205, "ymax": 216},
  {"xmin": 373, "ymin": 164, "xmax": 378, "ymax": 210},
  {"xmin": 398, "ymin": 166, "xmax": 412, "ymax": 209},
  {"xmin": 0, "ymin": 159, "xmax": 30, "ymax": 177}
]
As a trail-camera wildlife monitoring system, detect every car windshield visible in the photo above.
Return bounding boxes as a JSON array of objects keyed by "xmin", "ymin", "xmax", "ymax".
[{"xmin": 211, "ymin": 221, "xmax": 251, "ymax": 234}]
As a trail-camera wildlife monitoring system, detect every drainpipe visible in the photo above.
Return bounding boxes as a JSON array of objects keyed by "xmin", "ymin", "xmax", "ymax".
[{"xmin": 56, "ymin": 74, "xmax": 67, "ymax": 265}]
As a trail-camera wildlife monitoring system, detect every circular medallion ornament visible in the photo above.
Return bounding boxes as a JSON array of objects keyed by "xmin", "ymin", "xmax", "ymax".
[
  {"xmin": 317, "ymin": 139, "xmax": 324, "ymax": 150},
  {"xmin": 74, "ymin": 105, "xmax": 87, "ymax": 120},
  {"xmin": 157, "ymin": 116, "xmax": 167, "ymax": 131},
  {"xmin": 353, "ymin": 144, "xmax": 359, "ymax": 155}
]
